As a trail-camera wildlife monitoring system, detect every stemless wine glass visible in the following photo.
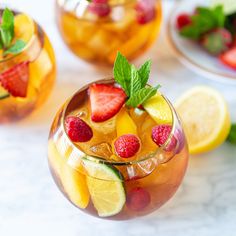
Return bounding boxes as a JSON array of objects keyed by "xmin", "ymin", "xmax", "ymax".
[
  {"xmin": 56, "ymin": 0, "xmax": 162, "ymax": 65},
  {"xmin": 48, "ymin": 79, "xmax": 189, "ymax": 220},
  {"xmin": 0, "ymin": 9, "xmax": 56, "ymax": 123}
]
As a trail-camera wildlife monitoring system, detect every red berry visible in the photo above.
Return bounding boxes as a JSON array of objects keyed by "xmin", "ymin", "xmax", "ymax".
[
  {"xmin": 89, "ymin": 84, "xmax": 126, "ymax": 122},
  {"xmin": 174, "ymin": 129, "xmax": 185, "ymax": 154},
  {"xmin": 65, "ymin": 116, "xmax": 93, "ymax": 142},
  {"xmin": 0, "ymin": 61, "xmax": 29, "ymax": 97},
  {"xmin": 136, "ymin": 0, "xmax": 156, "ymax": 24},
  {"xmin": 152, "ymin": 124, "xmax": 177, "ymax": 152},
  {"xmin": 201, "ymin": 28, "xmax": 232, "ymax": 55},
  {"xmin": 176, "ymin": 13, "xmax": 191, "ymax": 30},
  {"xmin": 219, "ymin": 47, "xmax": 236, "ymax": 70},
  {"xmin": 89, "ymin": 0, "xmax": 111, "ymax": 17},
  {"xmin": 127, "ymin": 187, "xmax": 151, "ymax": 211},
  {"xmin": 114, "ymin": 134, "xmax": 140, "ymax": 158}
]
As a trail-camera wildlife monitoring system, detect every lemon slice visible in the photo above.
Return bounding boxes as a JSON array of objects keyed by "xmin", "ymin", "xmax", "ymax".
[
  {"xmin": 83, "ymin": 158, "xmax": 125, "ymax": 217},
  {"xmin": 14, "ymin": 14, "xmax": 35, "ymax": 43},
  {"xmin": 175, "ymin": 86, "xmax": 231, "ymax": 154},
  {"xmin": 143, "ymin": 93, "xmax": 172, "ymax": 124},
  {"xmin": 116, "ymin": 108, "xmax": 137, "ymax": 136},
  {"xmin": 0, "ymin": 86, "xmax": 10, "ymax": 100},
  {"xmin": 61, "ymin": 165, "xmax": 90, "ymax": 209},
  {"xmin": 48, "ymin": 140, "xmax": 89, "ymax": 209}
]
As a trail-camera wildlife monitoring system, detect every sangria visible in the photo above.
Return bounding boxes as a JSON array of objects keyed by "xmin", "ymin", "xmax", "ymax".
[
  {"xmin": 48, "ymin": 53, "xmax": 188, "ymax": 220},
  {"xmin": 56, "ymin": 0, "xmax": 162, "ymax": 65},
  {"xmin": 0, "ymin": 8, "xmax": 56, "ymax": 122}
]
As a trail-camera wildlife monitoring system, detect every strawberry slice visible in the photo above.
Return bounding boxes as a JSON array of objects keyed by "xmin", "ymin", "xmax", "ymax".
[
  {"xmin": 0, "ymin": 61, "xmax": 30, "ymax": 97},
  {"xmin": 219, "ymin": 47, "xmax": 236, "ymax": 70},
  {"xmin": 89, "ymin": 84, "xmax": 126, "ymax": 122}
]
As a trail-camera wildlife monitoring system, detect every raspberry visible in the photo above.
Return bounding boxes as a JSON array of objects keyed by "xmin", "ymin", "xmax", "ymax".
[
  {"xmin": 152, "ymin": 124, "xmax": 177, "ymax": 152},
  {"xmin": 136, "ymin": 0, "xmax": 156, "ymax": 24},
  {"xmin": 89, "ymin": 0, "xmax": 111, "ymax": 17},
  {"xmin": 127, "ymin": 187, "xmax": 151, "ymax": 211},
  {"xmin": 114, "ymin": 134, "xmax": 140, "ymax": 158},
  {"xmin": 65, "ymin": 116, "xmax": 93, "ymax": 142},
  {"xmin": 176, "ymin": 13, "xmax": 191, "ymax": 30}
]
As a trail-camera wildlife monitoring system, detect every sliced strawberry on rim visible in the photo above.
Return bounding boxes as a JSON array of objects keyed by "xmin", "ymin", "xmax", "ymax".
[
  {"xmin": 89, "ymin": 83, "xmax": 127, "ymax": 122},
  {"xmin": 219, "ymin": 47, "xmax": 236, "ymax": 70},
  {"xmin": 0, "ymin": 61, "xmax": 30, "ymax": 97}
]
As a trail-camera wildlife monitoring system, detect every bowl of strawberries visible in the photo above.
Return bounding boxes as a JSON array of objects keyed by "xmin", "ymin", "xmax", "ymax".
[{"xmin": 167, "ymin": 0, "xmax": 236, "ymax": 83}]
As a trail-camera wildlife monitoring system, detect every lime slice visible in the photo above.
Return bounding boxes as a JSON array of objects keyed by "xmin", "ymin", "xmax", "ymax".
[
  {"xmin": 0, "ymin": 86, "xmax": 10, "ymax": 100},
  {"xmin": 210, "ymin": 0, "xmax": 236, "ymax": 15},
  {"xmin": 143, "ymin": 93, "xmax": 172, "ymax": 124},
  {"xmin": 175, "ymin": 86, "xmax": 231, "ymax": 154},
  {"xmin": 83, "ymin": 158, "xmax": 125, "ymax": 217}
]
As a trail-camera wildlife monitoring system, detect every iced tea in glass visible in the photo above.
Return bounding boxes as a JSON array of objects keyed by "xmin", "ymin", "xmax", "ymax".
[
  {"xmin": 56, "ymin": 0, "xmax": 162, "ymax": 65},
  {"xmin": 0, "ymin": 9, "xmax": 56, "ymax": 122}
]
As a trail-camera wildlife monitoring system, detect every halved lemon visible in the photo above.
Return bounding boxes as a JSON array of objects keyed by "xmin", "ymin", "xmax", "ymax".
[
  {"xmin": 14, "ymin": 14, "xmax": 35, "ymax": 43},
  {"xmin": 83, "ymin": 158, "xmax": 125, "ymax": 217},
  {"xmin": 143, "ymin": 93, "xmax": 172, "ymax": 124},
  {"xmin": 175, "ymin": 86, "xmax": 231, "ymax": 154}
]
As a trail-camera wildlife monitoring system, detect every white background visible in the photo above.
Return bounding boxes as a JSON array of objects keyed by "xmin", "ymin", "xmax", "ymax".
[{"xmin": 1, "ymin": 1, "xmax": 236, "ymax": 236}]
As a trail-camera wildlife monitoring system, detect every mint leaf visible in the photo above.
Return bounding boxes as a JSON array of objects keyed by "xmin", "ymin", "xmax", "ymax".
[
  {"xmin": 1, "ymin": 8, "xmax": 14, "ymax": 45},
  {"xmin": 114, "ymin": 52, "xmax": 131, "ymax": 96},
  {"xmin": 180, "ymin": 5, "xmax": 226, "ymax": 40},
  {"xmin": 3, "ymin": 39, "xmax": 26, "ymax": 56},
  {"xmin": 130, "ymin": 65, "xmax": 141, "ymax": 97},
  {"xmin": 227, "ymin": 123, "xmax": 236, "ymax": 144},
  {"xmin": 212, "ymin": 5, "xmax": 225, "ymax": 27},
  {"xmin": 126, "ymin": 85, "xmax": 160, "ymax": 107},
  {"xmin": 138, "ymin": 60, "xmax": 151, "ymax": 88},
  {"xmin": 0, "ymin": 26, "xmax": 12, "ymax": 48}
]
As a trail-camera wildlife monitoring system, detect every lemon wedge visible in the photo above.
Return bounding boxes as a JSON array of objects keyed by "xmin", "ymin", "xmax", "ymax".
[
  {"xmin": 14, "ymin": 14, "xmax": 35, "ymax": 43},
  {"xmin": 143, "ymin": 93, "xmax": 172, "ymax": 124},
  {"xmin": 175, "ymin": 86, "xmax": 231, "ymax": 154}
]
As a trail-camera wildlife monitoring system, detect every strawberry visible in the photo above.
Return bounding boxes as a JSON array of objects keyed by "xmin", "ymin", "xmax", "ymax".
[
  {"xmin": 0, "ymin": 61, "xmax": 29, "ymax": 97},
  {"xmin": 89, "ymin": 84, "xmax": 126, "ymax": 122},
  {"xmin": 127, "ymin": 187, "xmax": 151, "ymax": 211},
  {"xmin": 65, "ymin": 116, "xmax": 93, "ymax": 142},
  {"xmin": 89, "ymin": 0, "xmax": 111, "ymax": 17},
  {"xmin": 219, "ymin": 47, "xmax": 236, "ymax": 70},
  {"xmin": 114, "ymin": 134, "xmax": 140, "ymax": 158},
  {"xmin": 136, "ymin": 0, "xmax": 156, "ymax": 25},
  {"xmin": 200, "ymin": 28, "xmax": 232, "ymax": 55},
  {"xmin": 152, "ymin": 124, "xmax": 177, "ymax": 152},
  {"xmin": 176, "ymin": 13, "xmax": 192, "ymax": 30}
]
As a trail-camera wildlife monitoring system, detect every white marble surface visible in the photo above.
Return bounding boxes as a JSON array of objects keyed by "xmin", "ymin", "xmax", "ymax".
[{"xmin": 1, "ymin": 1, "xmax": 236, "ymax": 236}]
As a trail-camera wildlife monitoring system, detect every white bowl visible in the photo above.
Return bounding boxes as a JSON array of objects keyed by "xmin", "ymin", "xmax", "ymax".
[{"xmin": 167, "ymin": 0, "xmax": 236, "ymax": 84}]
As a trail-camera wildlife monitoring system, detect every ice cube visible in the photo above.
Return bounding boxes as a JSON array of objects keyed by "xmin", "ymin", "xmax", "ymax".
[
  {"xmin": 90, "ymin": 115, "xmax": 117, "ymax": 135},
  {"xmin": 90, "ymin": 142, "xmax": 113, "ymax": 159}
]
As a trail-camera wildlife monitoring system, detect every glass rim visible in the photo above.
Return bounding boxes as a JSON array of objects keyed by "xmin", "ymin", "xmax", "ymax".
[
  {"xmin": 0, "ymin": 10, "xmax": 39, "ymax": 64},
  {"xmin": 56, "ymin": 0, "xmax": 161, "ymax": 12},
  {"xmin": 60, "ymin": 78, "xmax": 179, "ymax": 166}
]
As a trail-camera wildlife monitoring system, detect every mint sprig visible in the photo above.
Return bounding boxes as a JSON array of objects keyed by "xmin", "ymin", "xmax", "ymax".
[
  {"xmin": 113, "ymin": 52, "xmax": 160, "ymax": 107},
  {"xmin": 227, "ymin": 123, "xmax": 236, "ymax": 144},
  {"xmin": 0, "ymin": 8, "xmax": 26, "ymax": 56},
  {"xmin": 180, "ymin": 5, "xmax": 225, "ymax": 40}
]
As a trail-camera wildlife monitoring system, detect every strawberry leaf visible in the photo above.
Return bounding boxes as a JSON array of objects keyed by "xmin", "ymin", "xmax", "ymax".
[{"xmin": 227, "ymin": 123, "xmax": 236, "ymax": 144}]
